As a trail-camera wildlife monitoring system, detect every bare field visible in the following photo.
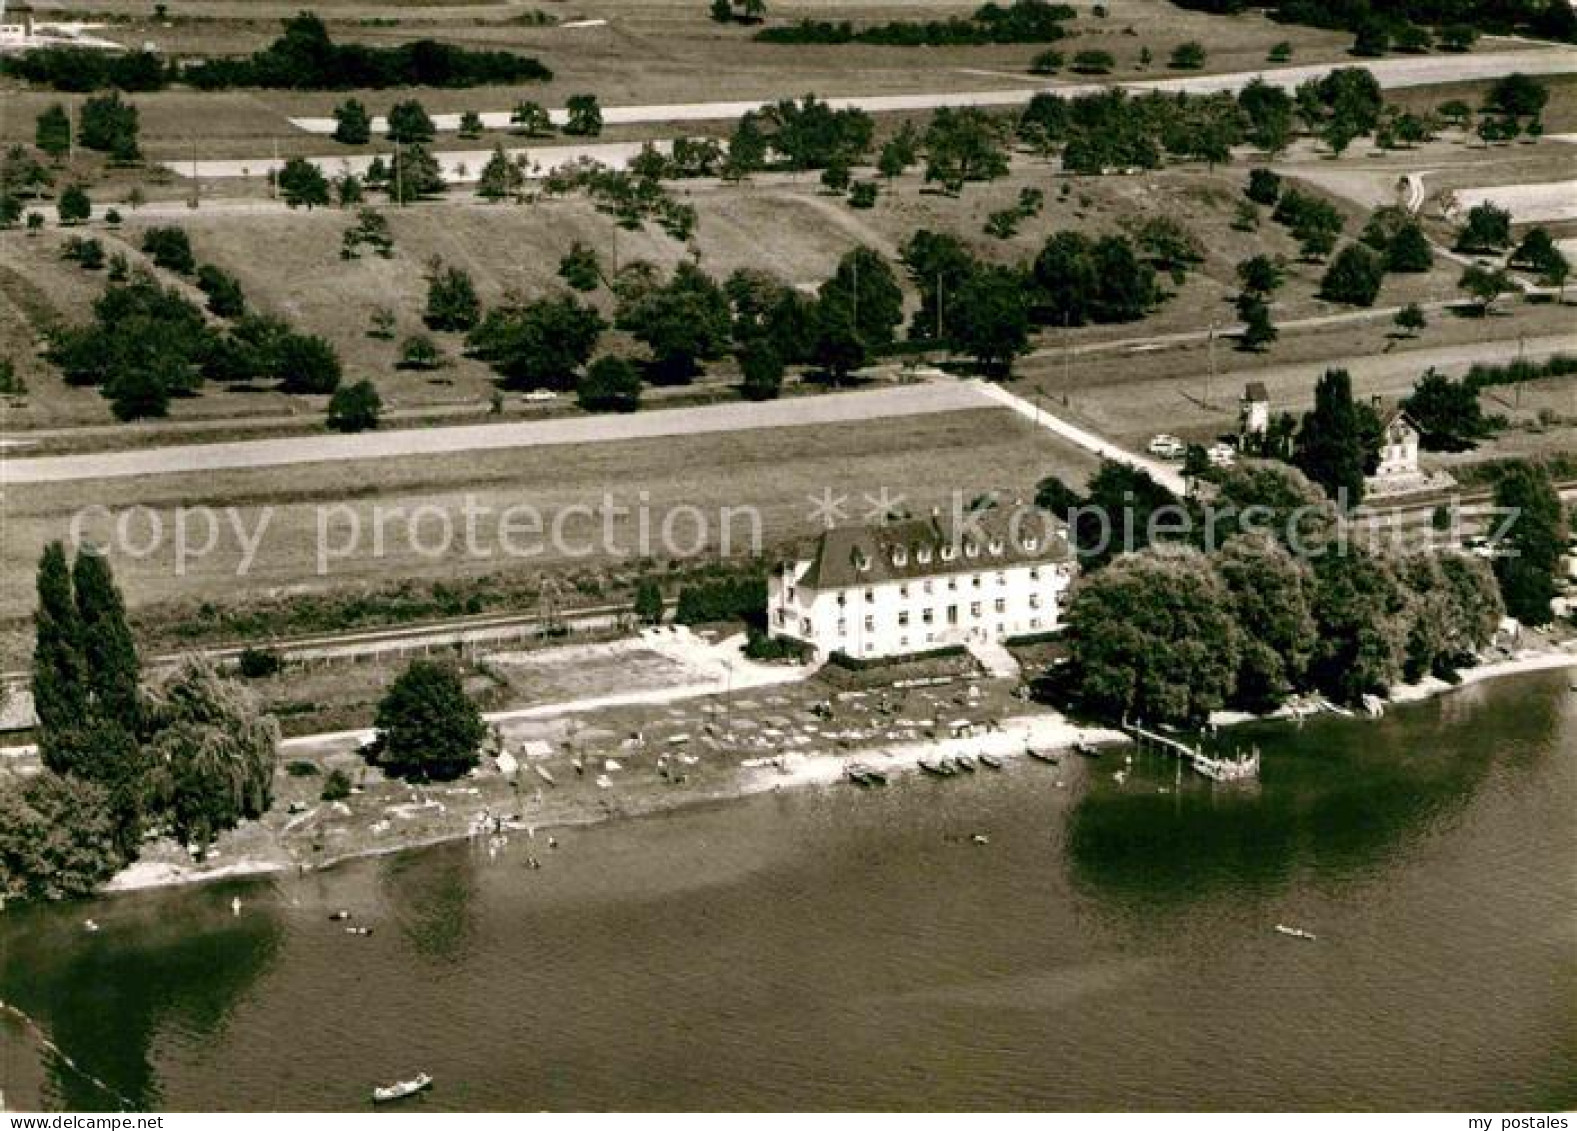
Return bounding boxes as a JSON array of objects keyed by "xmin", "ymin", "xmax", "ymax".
[{"xmin": 0, "ymin": 404, "xmax": 1100, "ymax": 624}]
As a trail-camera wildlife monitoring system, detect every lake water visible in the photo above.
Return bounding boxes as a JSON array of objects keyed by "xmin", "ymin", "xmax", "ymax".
[{"xmin": 2, "ymin": 669, "xmax": 1573, "ymax": 1112}]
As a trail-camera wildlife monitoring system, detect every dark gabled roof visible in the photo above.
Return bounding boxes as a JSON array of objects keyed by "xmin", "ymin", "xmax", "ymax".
[
  {"xmin": 1243, "ymin": 381, "xmax": 1269, "ymax": 403},
  {"xmin": 794, "ymin": 504, "xmax": 1072, "ymax": 590}
]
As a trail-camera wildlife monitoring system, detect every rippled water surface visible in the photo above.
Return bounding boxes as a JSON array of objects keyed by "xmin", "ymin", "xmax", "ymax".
[{"xmin": 3, "ymin": 670, "xmax": 1573, "ymax": 1111}]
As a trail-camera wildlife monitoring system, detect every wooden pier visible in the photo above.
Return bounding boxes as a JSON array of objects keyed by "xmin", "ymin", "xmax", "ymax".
[{"xmin": 1122, "ymin": 721, "xmax": 1259, "ymax": 782}]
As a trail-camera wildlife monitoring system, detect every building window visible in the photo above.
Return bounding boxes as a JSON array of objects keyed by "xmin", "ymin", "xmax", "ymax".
[
  {"xmin": 1029, "ymin": 594, "xmax": 1041, "ymax": 610},
  {"xmin": 964, "ymin": 541, "xmax": 979, "ymax": 558},
  {"xmin": 900, "ymin": 636, "xmax": 908, "ymax": 649},
  {"xmin": 994, "ymin": 598, "xmax": 1006, "ymax": 614},
  {"xmin": 864, "ymin": 588, "xmax": 874, "ymax": 603},
  {"xmin": 917, "ymin": 547, "xmax": 933, "ymax": 564},
  {"xmin": 970, "ymin": 602, "xmax": 981, "ymax": 618},
  {"xmin": 947, "ymin": 577, "xmax": 958, "ymax": 591},
  {"xmin": 893, "ymin": 546, "xmax": 908, "ymax": 567},
  {"xmin": 996, "ymin": 572, "xmax": 1006, "ymax": 586},
  {"xmin": 776, "ymin": 608, "xmax": 787, "ymax": 625},
  {"xmin": 922, "ymin": 608, "xmax": 934, "ymax": 625},
  {"xmin": 837, "ymin": 618, "xmax": 847, "ymax": 635},
  {"xmin": 864, "ymin": 615, "xmax": 874, "ymax": 633},
  {"xmin": 899, "ymin": 584, "xmax": 909, "ymax": 599},
  {"xmin": 923, "ymin": 580, "xmax": 933, "ymax": 594},
  {"xmin": 1029, "ymin": 567, "xmax": 1040, "ymax": 582},
  {"xmin": 785, "ymin": 586, "xmax": 795, "ymax": 602},
  {"xmin": 947, "ymin": 605, "xmax": 959, "ymax": 625},
  {"xmin": 940, "ymin": 545, "xmax": 956, "ymax": 562},
  {"xmin": 803, "ymin": 618, "xmax": 814, "ymax": 635},
  {"xmin": 988, "ymin": 539, "xmax": 1003, "ymax": 555},
  {"xmin": 837, "ymin": 592, "xmax": 847, "ymax": 607},
  {"xmin": 972, "ymin": 574, "xmax": 982, "ymax": 588},
  {"xmin": 1030, "ymin": 617, "xmax": 1041, "ymax": 629},
  {"xmin": 898, "ymin": 610, "xmax": 910, "ymax": 627},
  {"xmin": 1024, "ymin": 538, "xmax": 1038, "ymax": 552}
]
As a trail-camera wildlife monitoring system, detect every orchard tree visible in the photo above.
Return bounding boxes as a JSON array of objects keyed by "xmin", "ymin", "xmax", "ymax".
[
  {"xmin": 510, "ymin": 100, "xmax": 553, "ymax": 137},
  {"xmin": 57, "ymin": 183, "xmax": 91, "ymax": 225},
  {"xmin": 577, "ymin": 355, "xmax": 642, "ymax": 412},
  {"xmin": 424, "ymin": 261, "xmax": 482, "ymax": 331},
  {"xmin": 466, "ymin": 294, "xmax": 606, "ymax": 390},
  {"xmin": 327, "ymin": 379, "xmax": 382, "ymax": 432},
  {"xmin": 35, "ymin": 104, "xmax": 71, "ymax": 163},
  {"xmin": 386, "ymin": 100, "xmax": 436, "ymax": 144},
  {"xmin": 1454, "ymin": 202, "xmax": 1512, "ymax": 253},
  {"xmin": 1169, "ymin": 41, "xmax": 1206, "ymax": 70},
  {"xmin": 737, "ymin": 339, "xmax": 784, "ymax": 400},
  {"xmin": 1319, "ymin": 243, "xmax": 1385, "ymax": 306},
  {"xmin": 818, "ymin": 246, "xmax": 904, "ymax": 353},
  {"xmin": 950, "ymin": 265, "xmax": 1030, "ymax": 376},
  {"xmin": 1393, "ymin": 302, "xmax": 1427, "ymax": 337},
  {"xmin": 476, "ymin": 144, "xmax": 524, "ymax": 202},
  {"xmin": 332, "ymin": 99, "xmax": 372, "ymax": 144},
  {"xmin": 79, "ymin": 92, "xmax": 140, "ymax": 162},
  {"xmin": 564, "ymin": 94, "xmax": 603, "ymax": 137},
  {"xmin": 277, "ymin": 156, "xmax": 330, "ymax": 209},
  {"xmin": 1457, "ymin": 264, "xmax": 1515, "ymax": 314}
]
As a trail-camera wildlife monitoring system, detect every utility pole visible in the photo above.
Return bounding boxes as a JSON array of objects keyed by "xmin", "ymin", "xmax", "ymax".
[
  {"xmin": 395, "ymin": 140, "xmax": 404, "ymax": 207},
  {"xmin": 190, "ymin": 136, "xmax": 199, "ymax": 209},
  {"xmin": 936, "ymin": 270, "xmax": 944, "ymax": 342},
  {"xmin": 1205, "ymin": 321, "xmax": 1218, "ymax": 408}
]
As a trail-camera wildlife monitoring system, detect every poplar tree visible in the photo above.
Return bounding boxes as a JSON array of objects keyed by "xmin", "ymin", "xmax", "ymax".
[
  {"xmin": 1294, "ymin": 369, "xmax": 1368, "ymax": 506},
  {"xmin": 31, "ymin": 542, "xmax": 87, "ymax": 768}
]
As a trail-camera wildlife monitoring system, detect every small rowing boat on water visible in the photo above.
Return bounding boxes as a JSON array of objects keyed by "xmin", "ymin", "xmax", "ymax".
[
  {"xmin": 918, "ymin": 757, "xmax": 955, "ymax": 777},
  {"xmin": 1274, "ymin": 924, "xmax": 1317, "ymax": 941},
  {"xmin": 847, "ymin": 764, "xmax": 887, "ymax": 787},
  {"xmin": 1025, "ymin": 747, "xmax": 1060, "ymax": 765},
  {"xmin": 977, "ymin": 752, "xmax": 1004, "ymax": 770},
  {"xmin": 953, "ymin": 754, "xmax": 976, "ymax": 772},
  {"xmin": 372, "ymin": 1073, "xmax": 432, "ymax": 1103}
]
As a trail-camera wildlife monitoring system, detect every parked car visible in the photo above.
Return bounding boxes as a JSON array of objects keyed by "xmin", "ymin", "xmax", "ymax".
[
  {"xmin": 1148, "ymin": 434, "xmax": 1184, "ymax": 458},
  {"xmin": 1207, "ymin": 442, "xmax": 1237, "ymax": 468},
  {"xmin": 523, "ymin": 390, "xmax": 559, "ymax": 403}
]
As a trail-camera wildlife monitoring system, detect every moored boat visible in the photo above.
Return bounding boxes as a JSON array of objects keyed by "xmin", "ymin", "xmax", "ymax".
[
  {"xmin": 953, "ymin": 754, "xmax": 976, "ymax": 772},
  {"xmin": 1074, "ymin": 741, "xmax": 1100, "ymax": 758},
  {"xmin": 977, "ymin": 752, "xmax": 1004, "ymax": 770},
  {"xmin": 372, "ymin": 1073, "xmax": 432, "ymax": 1103},
  {"xmin": 918, "ymin": 757, "xmax": 954, "ymax": 777},
  {"xmin": 1025, "ymin": 747, "xmax": 1060, "ymax": 765}
]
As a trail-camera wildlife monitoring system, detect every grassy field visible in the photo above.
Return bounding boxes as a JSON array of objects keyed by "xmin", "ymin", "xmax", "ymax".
[{"xmin": 0, "ymin": 403, "xmax": 1100, "ymax": 653}]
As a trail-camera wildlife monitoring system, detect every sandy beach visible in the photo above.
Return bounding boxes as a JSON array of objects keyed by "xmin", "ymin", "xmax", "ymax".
[{"xmin": 85, "ymin": 639, "xmax": 1575, "ymax": 897}]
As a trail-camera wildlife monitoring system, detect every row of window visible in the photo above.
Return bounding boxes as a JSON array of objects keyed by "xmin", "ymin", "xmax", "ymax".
[
  {"xmin": 781, "ymin": 595, "xmax": 1046, "ymax": 635},
  {"xmin": 782, "ymin": 568, "xmax": 1059, "ymax": 608}
]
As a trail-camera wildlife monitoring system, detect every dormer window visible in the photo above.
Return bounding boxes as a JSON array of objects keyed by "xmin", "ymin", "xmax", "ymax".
[
  {"xmin": 892, "ymin": 546, "xmax": 908, "ymax": 567},
  {"xmin": 964, "ymin": 541, "xmax": 979, "ymax": 559},
  {"xmin": 917, "ymin": 546, "xmax": 932, "ymax": 564},
  {"xmin": 1023, "ymin": 538, "xmax": 1039, "ymax": 552},
  {"xmin": 940, "ymin": 545, "xmax": 956, "ymax": 562},
  {"xmin": 853, "ymin": 551, "xmax": 870, "ymax": 572},
  {"xmin": 988, "ymin": 539, "xmax": 1003, "ymax": 555}
]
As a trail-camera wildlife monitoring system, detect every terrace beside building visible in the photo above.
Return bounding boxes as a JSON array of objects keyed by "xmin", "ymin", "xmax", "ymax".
[{"xmin": 769, "ymin": 505, "xmax": 1076, "ymax": 662}]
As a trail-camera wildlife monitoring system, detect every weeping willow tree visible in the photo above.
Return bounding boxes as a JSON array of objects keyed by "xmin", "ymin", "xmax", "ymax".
[{"xmin": 145, "ymin": 659, "xmax": 280, "ymax": 854}]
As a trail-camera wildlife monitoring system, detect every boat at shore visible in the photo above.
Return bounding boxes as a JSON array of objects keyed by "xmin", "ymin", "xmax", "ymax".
[
  {"xmin": 918, "ymin": 757, "xmax": 956, "ymax": 777},
  {"xmin": 1073, "ymin": 741, "xmax": 1100, "ymax": 758},
  {"xmin": 1025, "ymin": 747, "xmax": 1060, "ymax": 765},
  {"xmin": 953, "ymin": 754, "xmax": 977, "ymax": 772},
  {"xmin": 847, "ymin": 764, "xmax": 888, "ymax": 787},
  {"xmin": 372, "ymin": 1073, "xmax": 432, "ymax": 1103},
  {"xmin": 978, "ymin": 752, "xmax": 1004, "ymax": 770},
  {"xmin": 1274, "ymin": 924, "xmax": 1317, "ymax": 941}
]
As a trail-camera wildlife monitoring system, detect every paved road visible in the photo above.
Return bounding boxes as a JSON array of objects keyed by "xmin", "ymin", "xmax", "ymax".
[
  {"xmin": 283, "ymin": 49, "xmax": 1577, "ymax": 136},
  {"xmin": 0, "ymin": 380, "xmax": 990, "ymax": 485},
  {"xmin": 969, "ymin": 379, "xmax": 1189, "ymax": 496}
]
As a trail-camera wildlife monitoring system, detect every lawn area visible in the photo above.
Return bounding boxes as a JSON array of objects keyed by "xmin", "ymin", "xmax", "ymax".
[{"xmin": 0, "ymin": 404, "xmax": 1100, "ymax": 653}]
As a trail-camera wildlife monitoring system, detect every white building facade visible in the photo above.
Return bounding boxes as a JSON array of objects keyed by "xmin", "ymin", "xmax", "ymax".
[{"xmin": 768, "ymin": 505, "xmax": 1077, "ymax": 661}]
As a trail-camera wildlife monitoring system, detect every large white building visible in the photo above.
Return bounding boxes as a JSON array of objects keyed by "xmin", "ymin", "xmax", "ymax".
[{"xmin": 768, "ymin": 504, "xmax": 1077, "ymax": 661}]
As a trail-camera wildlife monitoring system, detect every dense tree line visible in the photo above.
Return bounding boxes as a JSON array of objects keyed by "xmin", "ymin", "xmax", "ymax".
[
  {"xmin": 5, "ymin": 545, "xmax": 278, "ymax": 901},
  {"xmin": 1166, "ymin": 0, "xmax": 1574, "ymax": 45},
  {"xmin": 1057, "ymin": 461, "xmax": 1507, "ymax": 724},
  {"xmin": 756, "ymin": 0, "xmax": 1074, "ymax": 45},
  {"xmin": 3, "ymin": 13, "xmax": 553, "ymax": 92}
]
